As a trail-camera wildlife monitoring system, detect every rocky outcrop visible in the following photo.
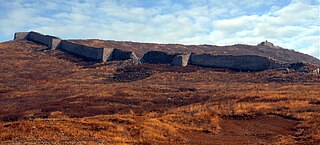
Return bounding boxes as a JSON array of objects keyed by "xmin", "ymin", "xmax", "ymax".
[
  {"xmin": 189, "ymin": 54, "xmax": 282, "ymax": 71},
  {"xmin": 258, "ymin": 40, "xmax": 278, "ymax": 48}
]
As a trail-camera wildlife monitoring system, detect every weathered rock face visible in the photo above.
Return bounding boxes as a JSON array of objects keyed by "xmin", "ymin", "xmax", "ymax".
[
  {"xmin": 141, "ymin": 51, "xmax": 176, "ymax": 64},
  {"xmin": 108, "ymin": 49, "xmax": 138, "ymax": 61},
  {"xmin": 172, "ymin": 54, "xmax": 190, "ymax": 66},
  {"xmin": 189, "ymin": 54, "xmax": 282, "ymax": 71}
]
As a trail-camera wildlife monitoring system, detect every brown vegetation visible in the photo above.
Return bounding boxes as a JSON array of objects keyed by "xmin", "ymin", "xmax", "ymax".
[{"xmin": 0, "ymin": 40, "xmax": 319, "ymax": 144}]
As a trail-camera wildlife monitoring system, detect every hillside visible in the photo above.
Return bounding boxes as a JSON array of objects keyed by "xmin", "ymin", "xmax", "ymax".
[
  {"xmin": 0, "ymin": 40, "xmax": 319, "ymax": 144},
  {"xmin": 70, "ymin": 39, "xmax": 320, "ymax": 65}
]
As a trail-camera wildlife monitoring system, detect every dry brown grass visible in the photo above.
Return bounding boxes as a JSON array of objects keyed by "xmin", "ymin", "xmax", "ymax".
[
  {"xmin": 0, "ymin": 115, "xmax": 186, "ymax": 144},
  {"xmin": 0, "ymin": 40, "xmax": 319, "ymax": 144}
]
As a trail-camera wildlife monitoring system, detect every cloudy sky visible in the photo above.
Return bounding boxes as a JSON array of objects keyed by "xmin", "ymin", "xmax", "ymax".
[{"xmin": 0, "ymin": 0, "xmax": 319, "ymax": 58}]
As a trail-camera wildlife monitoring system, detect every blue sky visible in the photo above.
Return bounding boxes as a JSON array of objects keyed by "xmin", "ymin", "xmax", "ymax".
[{"xmin": 0, "ymin": 0, "xmax": 319, "ymax": 58}]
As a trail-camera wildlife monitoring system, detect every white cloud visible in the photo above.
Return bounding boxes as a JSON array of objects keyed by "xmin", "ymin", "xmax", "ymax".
[{"xmin": 0, "ymin": 0, "xmax": 319, "ymax": 59}]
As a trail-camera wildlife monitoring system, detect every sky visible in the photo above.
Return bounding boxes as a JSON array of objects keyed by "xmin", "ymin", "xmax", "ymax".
[{"xmin": 0, "ymin": 0, "xmax": 319, "ymax": 59}]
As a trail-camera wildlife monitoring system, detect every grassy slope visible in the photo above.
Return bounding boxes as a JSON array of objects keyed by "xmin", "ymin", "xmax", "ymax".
[{"xmin": 0, "ymin": 40, "xmax": 319, "ymax": 144}]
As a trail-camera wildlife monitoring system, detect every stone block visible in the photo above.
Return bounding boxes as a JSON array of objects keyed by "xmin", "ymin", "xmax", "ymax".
[
  {"xmin": 14, "ymin": 32, "xmax": 29, "ymax": 40},
  {"xmin": 172, "ymin": 54, "xmax": 190, "ymax": 66}
]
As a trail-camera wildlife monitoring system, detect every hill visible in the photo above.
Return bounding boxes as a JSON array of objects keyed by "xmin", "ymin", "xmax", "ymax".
[{"xmin": 0, "ymin": 40, "xmax": 319, "ymax": 144}]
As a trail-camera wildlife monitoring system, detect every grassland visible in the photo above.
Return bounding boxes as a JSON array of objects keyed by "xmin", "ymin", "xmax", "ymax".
[{"xmin": 0, "ymin": 40, "xmax": 319, "ymax": 144}]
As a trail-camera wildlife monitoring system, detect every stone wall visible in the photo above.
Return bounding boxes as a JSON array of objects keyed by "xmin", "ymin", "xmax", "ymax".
[
  {"xmin": 28, "ymin": 31, "xmax": 61, "ymax": 50},
  {"xmin": 13, "ymin": 31, "xmax": 137, "ymax": 62},
  {"xmin": 60, "ymin": 40, "xmax": 111, "ymax": 62},
  {"xmin": 172, "ymin": 54, "xmax": 190, "ymax": 66},
  {"xmin": 14, "ymin": 32, "xmax": 30, "ymax": 40},
  {"xmin": 60, "ymin": 41, "xmax": 137, "ymax": 62},
  {"xmin": 12, "ymin": 31, "xmax": 285, "ymax": 70},
  {"xmin": 14, "ymin": 31, "xmax": 61, "ymax": 50},
  {"xmin": 141, "ymin": 51, "xmax": 176, "ymax": 64},
  {"xmin": 189, "ymin": 54, "xmax": 282, "ymax": 71},
  {"xmin": 108, "ymin": 49, "xmax": 138, "ymax": 61}
]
